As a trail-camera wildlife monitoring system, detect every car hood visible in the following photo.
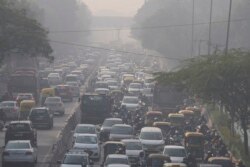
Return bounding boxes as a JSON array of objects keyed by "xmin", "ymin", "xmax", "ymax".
[
  {"xmin": 170, "ymin": 156, "xmax": 185, "ymax": 163},
  {"xmin": 126, "ymin": 150, "xmax": 142, "ymax": 156}
]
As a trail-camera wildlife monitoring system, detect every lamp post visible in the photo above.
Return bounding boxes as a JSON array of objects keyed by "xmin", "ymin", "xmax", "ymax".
[
  {"xmin": 191, "ymin": 0, "xmax": 195, "ymax": 58},
  {"xmin": 225, "ymin": 0, "xmax": 233, "ymax": 56},
  {"xmin": 208, "ymin": 0, "xmax": 213, "ymax": 55}
]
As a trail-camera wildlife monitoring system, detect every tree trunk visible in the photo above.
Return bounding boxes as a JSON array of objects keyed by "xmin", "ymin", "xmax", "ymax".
[{"xmin": 241, "ymin": 117, "xmax": 249, "ymax": 155}]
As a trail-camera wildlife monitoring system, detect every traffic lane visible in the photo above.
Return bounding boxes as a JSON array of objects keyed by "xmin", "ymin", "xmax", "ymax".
[{"xmin": 35, "ymin": 98, "xmax": 79, "ymax": 167}]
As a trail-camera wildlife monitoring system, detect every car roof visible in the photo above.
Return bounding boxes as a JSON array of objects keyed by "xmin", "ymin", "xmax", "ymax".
[
  {"xmin": 7, "ymin": 140, "xmax": 31, "ymax": 144},
  {"xmin": 123, "ymin": 96, "xmax": 138, "ymax": 99},
  {"xmin": 164, "ymin": 145, "xmax": 185, "ymax": 149},
  {"xmin": 1, "ymin": 101, "xmax": 16, "ymax": 103},
  {"xmin": 105, "ymin": 118, "xmax": 123, "ymax": 121},
  {"xmin": 76, "ymin": 124, "xmax": 95, "ymax": 127},
  {"xmin": 107, "ymin": 154, "xmax": 128, "ymax": 159},
  {"xmin": 141, "ymin": 127, "xmax": 162, "ymax": 132},
  {"xmin": 107, "ymin": 165, "xmax": 130, "ymax": 167},
  {"xmin": 10, "ymin": 120, "xmax": 31, "ymax": 124},
  {"xmin": 122, "ymin": 139, "xmax": 141, "ymax": 143},
  {"xmin": 112, "ymin": 124, "xmax": 132, "ymax": 128}
]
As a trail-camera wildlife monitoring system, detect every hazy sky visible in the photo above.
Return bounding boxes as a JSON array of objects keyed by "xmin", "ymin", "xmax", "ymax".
[{"xmin": 83, "ymin": 0, "xmax": 144, "ymax": 17}]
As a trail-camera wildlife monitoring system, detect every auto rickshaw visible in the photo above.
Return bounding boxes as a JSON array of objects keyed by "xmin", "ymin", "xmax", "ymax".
[
  {"xmin": 184, "ymin": 132, "xmax": 204, "ymax": 160},
  {"xmin": 103, "ymin": 141, "xmax": 126, "ymax": 163},
  {"xmin": 19, "ymin": 100, "xmax": 36, "ymax": 120},
  {"xmin": 208, "ymin": 157, "xmax": 234, "ymax": 167},
  {"xmin": 185, "ymin": 106, "xmax": 202, "ymax": 117},
  {"xmin": 178, "ymin": 110, "xmax": 194, "ymax": 123},
  {"xmin": 168, "ymin": 113, "xmax": 185, "ymax": 127},
  {"xmin": 145, "ymin": 111, "xmax": 163, "ymax": 126},
  {"xmin": 163, "ymin": 163, "xmax": 187, "ymax": 167},
  {"xmin": 40, "ymin": 88, "xmax": 55, "ymax": 106},
  {"xmin": 146, "ymin": 154, "xmax": 171, "ymax": 167}
]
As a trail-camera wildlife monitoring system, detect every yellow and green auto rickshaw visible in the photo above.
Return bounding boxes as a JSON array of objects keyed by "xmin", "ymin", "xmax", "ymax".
[
  {"xmin": 178, "ymin": 110, "xmax": 194, "ymax": 123},
  {"xmin": 19, "ymin": 100, "xmax": 36, "ymax": 120},
  {"xmin": 40, "ymin": 88, "xmax": 55, "ymax": 106},
  {"xmin": 184, "ymin": 132, "xmax": 204, "ymax": 160},
  {"xmin": 168, "ymin": 113, "xmax": 185, "ymax": 127},
  {"xmin": 145, "ymin": 111, "xmax": 163, "ymax": 126}
]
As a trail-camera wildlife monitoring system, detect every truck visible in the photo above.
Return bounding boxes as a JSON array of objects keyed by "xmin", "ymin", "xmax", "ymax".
[
  {"xmin": 153, "ymin": 83, "xmax": 187, "ymax": 115},
  {"xmin": 7, "ymin": 68, "xmax": 39, "ymax": 101},
  {"xmin": 80, "ymin": 93, "xmax": 112, "ymax": 124}
]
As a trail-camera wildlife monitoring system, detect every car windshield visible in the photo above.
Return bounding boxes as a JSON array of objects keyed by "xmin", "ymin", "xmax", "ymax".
[
  {"xmin": 106, "ymin": 157, "xmax": 128, "ymax": 165},
  {"xmin": 6, "ymin": 142, "xmax": 30, "ymax": 149},
  {"xmin": 164, "ymin": 148, "xmax": 186, "ymax": 157},
  {"xmin": 9, "ymin": 123, "xmax": 31, "ymax": 131},
  {"xmin": 75, "ymin": 136, "xmax": 97, "ymax": 144},
  {"xmin": 63, "ymin": 155, "xmax": 87, "ymax": 165},
  {"xmin": 75, "ymin": 126, "xmax": 95, "ymax": 134},
  {"xmin": 103, "ymin": 119, "xmax": 123, "ymax": 127},
  {"xmin": 18, "ymin": 94, "xmax": 32, "ymax": 99},
  {"xmin": 30, "ymin": 109, "xmax": 48, "ymax": 116},
  {"xmin": 0, "ymin": 102, "xmax": 15, "ymax": 107},
  {"xmin": 123, "ymin": 97, "xmax": 138, "ymax": 104},
  {"xmin": 125, "ymin": 142, "xmax": 142, "ymax": 150},
  {"xmin": 111, "ymin": 126, "xmax": 133, "ymax": 135},
  {"xmin": 140, "ymin": 132, "xmax": 162, "ymax": 140},
  {"xmin": 66, "ymin": 76, "xmax": 77, "ymax": 81},
  {"xmin": 45, "ymin": 97, "xmax": 60, "ymax": 103},
  {"xmin": 129, "ymin": 84, "xmax": 141, "ymax": 89}
]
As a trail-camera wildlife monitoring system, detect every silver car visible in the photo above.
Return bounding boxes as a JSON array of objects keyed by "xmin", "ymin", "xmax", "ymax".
[
  {"xmin": 109, "ymin": 124, "xmax": 134, "ymax": 141},
  {"xmin": 0, "ymin": 101, "xmax": 19, "ymax": 120},
  {"xmin": 44, "ymin": 96, "xmax": 65, "ymax": 115},
  {"xmin": 2, "ymin": 140, "xmax": 37, "ymax": 167}
]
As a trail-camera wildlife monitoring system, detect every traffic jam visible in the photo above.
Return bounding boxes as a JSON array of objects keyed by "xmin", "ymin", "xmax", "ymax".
[{"xmin": 0, "ymin": 51, "xmax": 236, "ymax": 167}]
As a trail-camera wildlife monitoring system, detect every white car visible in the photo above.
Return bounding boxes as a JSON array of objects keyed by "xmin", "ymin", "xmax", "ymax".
[
  {"xmin": 128, "ymin": 83, "xmax": 143, "ymax": 95},
  {"xmin": 109, "ymin": 124, "xmax": 133, "ymax": 141},
  {"xmin": 94, "ymin": 88, "xmax": 110, "ymax": 95},
  {"xmin": 104, "ymin": 154, "xmax": 130, "ymax": 167},
  {"xmin": 139, "ymin": 127, "xmax": 165, "ymax": 153},
  {"xmin": 66, "ymin": 81, "xmax": 80, "ymax": 97},
  {"xmin": 73, "ymin": 134, "xmax": 100, "ymax": 160},
  {"xmin": 107, "ymin": 80, "xmax": 120, "ymax": 90},
  {"xmin": 2, "ymin": 140, "xmax": 37, "ymax": 167},
  {"xmin": 122, "ymin": 139, "xmax": 143, "ymax": 166},
  {"xmin": 121, "ymin": 96, "xmax": 140, "ymax": 112},
  {"xmin": 0, "ymin": 101, "xmax": 19, "ymax": 120},
  {"xmin": 163, "ymin": 145, "xmax": 187, "ymax": 163},
  {"xmin": 73, "ymin": 124, "xmax": 98, "ymax": 138},
  {"xmin": 44, "ymin": 96, "xmax": 65, "ymax": 115}
]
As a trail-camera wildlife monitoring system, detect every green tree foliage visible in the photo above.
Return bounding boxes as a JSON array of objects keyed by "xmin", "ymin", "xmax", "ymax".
[
  {"xmin": 0, "ymin": 0, "xmax": 53, "ymax": 65},
  {"xmin": 155, "ymin": 49, "xmax": 250, "ymax": 155}
]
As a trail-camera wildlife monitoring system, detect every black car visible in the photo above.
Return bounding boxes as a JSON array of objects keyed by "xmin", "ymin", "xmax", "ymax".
[
  {"xmin": 29, "ymin": 107, "xmax": 53, "ymax": 129},
  {"xmin": 5, "ymin": 121, "xmax": 37, "ymax": 146}
]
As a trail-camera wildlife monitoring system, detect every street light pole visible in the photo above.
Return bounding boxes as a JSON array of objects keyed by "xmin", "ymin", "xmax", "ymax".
[
  {"xmin": 225, "ymin": 0, "xmax": 233, "ymax": 56},
  {"xmin": 208, "ymin": 0, "xmax": 213, "ymax": 55},
  {"xmin": 191, "ymin": 0, "xmax": 195, "ymax": 57}
]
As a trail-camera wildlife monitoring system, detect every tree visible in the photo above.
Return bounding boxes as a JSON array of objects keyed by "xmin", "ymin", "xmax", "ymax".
[
  {"xmin": 0, "ymin": 0, "xmax": 53, "ymax": 66},
  {"xmin": 155, "ymin": 49, "xmax": 250, "ymax": 155}
]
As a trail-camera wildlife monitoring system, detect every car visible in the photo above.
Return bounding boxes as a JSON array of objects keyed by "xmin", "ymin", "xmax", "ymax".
[
  {"xmin": 48, "ymin": 73, "xmax": 62, "ymax": 86},
  {"xmin": 107, "ymin": 80, "xmax": 120, "ymax": 90},
  {"xmin": 66, "ymin": 81, "xmax": 80, "ymax": 97},
  {"xmin": 29, "ymin": 107, "xmax": 53, "ymax": 129},
  {"xmin": 65, "ymin": 74, "xmax": 81, "ymax": 86},
  {"xmin": 73, "ymin": 124, "xmax": 98, "ymax": 138},
  {"xmin": 0, "ymin": 101, "xmax": 19, "ymax": 120},
  {"xmin": 128, "ymin": 83, "xmax": 143, "ymax": 95},
  {"xmin": 109, "ymin": 124, "xmax": 134, "ymax": 141},
  {"xmin": 5, "ymin": 121, "xmax": 37, "ymax": 146},
  {"xmin": 16, "ymin": 93, "xmax": 34, "ymax": 106},
  {"xmin": 58, "ymin": 149, "xmax": 93, "ymax": 167},
  {"xmin": 44, "ymin": 96, "xmax": 65, "ymax": 115},
  {"xmin": 104, "ymin": 154, "xmax": 130, "ymax": 167},
  {"xmin": 72, "ymin": 134, "xmax": 100, "ymax": 160},
  {"xmin": 55, "ymin": 85, "xmax": 73, "ymax": 102},
  {"xmin": 139, "ymin": 127, "xmax": 165, "ymax": 153},
  {"xmin": 163, "ymin": 145, "xmax": 187, "ymax": 163},
  {"xmin": 121, "ymin": 96, "xmax": 140, "ymax": 112},
  {"xmin": 100, "ymin": 118, "xmax": 123, "ymax": 142},
  {"xmin": 122, "ymin": 139, "xmax": 143, "ymax": 166},
  {"xmin": 2, "ymin": 140, "xmax": 37, "ymax": 167},
  {"xmin": 141, "ymin": 88, "xmax": 153, "ymax": 104},
  {"xmin": 198, "ymin": 164, "xmax": 222, "ymax": 167}
]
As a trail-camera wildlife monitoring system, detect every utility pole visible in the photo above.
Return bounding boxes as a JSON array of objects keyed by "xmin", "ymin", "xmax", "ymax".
[
  {"xmin": 208, "ymin": 0, "xmax": 213, "ymax": 55},
  {"xmin": 191, "ymin": 0, "xmax": 195, "ymax": 57},
  {"xmin": 225, "ymin": 0, "xmax": 233, "ymax": 56}
]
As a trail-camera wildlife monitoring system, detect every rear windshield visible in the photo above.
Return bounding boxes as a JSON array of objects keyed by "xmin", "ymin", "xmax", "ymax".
[
  {"xmin": 8, "ymin": 123, "xmax": 31, "ymax": 131},
  {"xmin": 63, "ymin": 155, "xmax": 87, "ymax": 164},
  {"xmin": 140, "ymin": 132, "xmax": 162, "ymax": 140},
  {"xmin": 6, "ymin": 142, "xmax": 30, "ymax": 149},
  {"xmin": 30, "ymin": 109, "xmax": 48, "ymax": 116},
  {"xmin": 111, "ymin": 126, "xmax": 133, "ymax": 135}
]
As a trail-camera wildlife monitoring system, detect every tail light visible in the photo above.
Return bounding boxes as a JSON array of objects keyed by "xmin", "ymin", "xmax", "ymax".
[
  {"xmin": 25, "ymin": 151, "xmax": 32, "ymax": 155},
  {"xmin": 3, "ymin": 151, "xmax": 9, "ymax": 156}
]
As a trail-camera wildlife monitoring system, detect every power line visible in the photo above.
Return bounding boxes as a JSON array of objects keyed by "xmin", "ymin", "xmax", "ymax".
[
  {"xmin": 48, "ymin": 39, "xmax": 182, "ymax": 61},
  {"xmin": 46, "ymin": 18, "xmax": 250, "ymax": 34}
]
